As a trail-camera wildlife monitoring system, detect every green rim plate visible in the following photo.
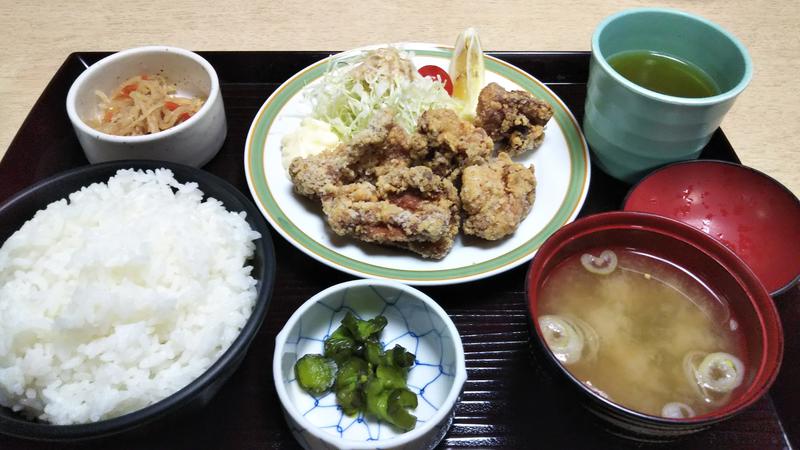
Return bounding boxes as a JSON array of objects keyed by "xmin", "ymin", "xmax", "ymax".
[{"xmin": 244, "ymin": 43, "xmax": 590, "ymax": 285}]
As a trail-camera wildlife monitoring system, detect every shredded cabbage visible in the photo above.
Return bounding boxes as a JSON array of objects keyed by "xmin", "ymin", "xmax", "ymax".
[{"xmin": 306, "ymin": 48, "xmax": 456, "ymax": 141}]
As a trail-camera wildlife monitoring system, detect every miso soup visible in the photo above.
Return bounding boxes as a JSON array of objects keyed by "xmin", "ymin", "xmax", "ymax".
[{"xmin": 537, "ymin": 248, "xmax": 746, "ymax": 418}]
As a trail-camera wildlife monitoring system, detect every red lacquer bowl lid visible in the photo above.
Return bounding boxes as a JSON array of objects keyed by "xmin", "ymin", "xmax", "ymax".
[{"xmin": 624, "ymin": 160, "xmax": 800, "ymax": 295}]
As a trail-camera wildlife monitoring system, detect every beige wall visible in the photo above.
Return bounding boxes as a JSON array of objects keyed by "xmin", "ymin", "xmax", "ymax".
[{"xmin": 1, "ymin": 0, "xmax": 797, "ymax": 193}]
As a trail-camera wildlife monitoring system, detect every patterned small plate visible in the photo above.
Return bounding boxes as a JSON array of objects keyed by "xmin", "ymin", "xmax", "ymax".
[
  {"xmin": 244, "ymin": 43, "xmax": 590, "ymax": 285},
  {"xmin": 273, "ymin": 280, "xmax": 467, "ymax": 450}
]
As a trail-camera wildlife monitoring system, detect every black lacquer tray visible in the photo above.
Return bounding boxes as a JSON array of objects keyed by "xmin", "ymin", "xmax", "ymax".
[{"xmin": 0, "ymin": 51, "xmax": 797, "ymax": 449}]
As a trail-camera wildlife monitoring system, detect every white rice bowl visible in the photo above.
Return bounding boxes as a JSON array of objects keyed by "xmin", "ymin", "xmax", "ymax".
[{"xmin": 0, "ymin": 168, "xmax": 260, "ymax": 425}]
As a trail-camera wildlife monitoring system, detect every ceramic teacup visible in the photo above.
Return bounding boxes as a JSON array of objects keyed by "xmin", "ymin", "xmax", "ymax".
[{"xmin": 583, "ymin": 8, "xmax": 752, "ymax": 183}]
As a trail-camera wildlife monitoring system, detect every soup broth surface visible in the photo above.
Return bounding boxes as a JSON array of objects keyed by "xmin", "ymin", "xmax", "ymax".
[{"xmin": 538, "ymin": 248, "xmax": 745, "ymax": 417}]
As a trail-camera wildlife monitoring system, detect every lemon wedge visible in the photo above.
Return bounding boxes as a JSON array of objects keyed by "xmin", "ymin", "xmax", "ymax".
[{"xmin": 449, "ymin": 27, "xmax": 485, "ymax": 119}]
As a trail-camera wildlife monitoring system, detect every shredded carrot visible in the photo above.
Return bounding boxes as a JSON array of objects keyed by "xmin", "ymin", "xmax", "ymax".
[
  {"xmin": 90, "ymin": 74, "xmax": 204, "ymax": 135},
  {"xmin": 115, "ymin": 83, "xmax": 138, "ymax": 99}
]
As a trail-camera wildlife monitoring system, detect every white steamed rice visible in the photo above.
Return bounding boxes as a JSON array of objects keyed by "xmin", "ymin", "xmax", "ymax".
[{"xmin": 0, "ymin": 168, "xmax": 260, "ymax": 425}]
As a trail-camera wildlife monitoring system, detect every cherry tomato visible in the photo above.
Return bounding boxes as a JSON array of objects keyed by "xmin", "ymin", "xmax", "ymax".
[{"xmin": 417, "ymin": 65, "xmax": 453, "ymax": 96}]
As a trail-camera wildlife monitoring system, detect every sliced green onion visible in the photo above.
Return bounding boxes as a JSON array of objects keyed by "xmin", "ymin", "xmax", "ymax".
[
  {"xmin": 684, "ymin": 351, "xmax": 744, "ymax": 405},
  {"xmin": 662, "ymin": 402, "xmax": 695, "ymax": 419},
  {"xmin": 580, "ymin": 250, "xmax": 618, "ymax": 275},
  {"xmin": 697, "ymin": 352, "xmax": 745, "ymax": 393},
  {"xmin": 538, "ymin": 315, "xmax": 598, "ymax": 365}
]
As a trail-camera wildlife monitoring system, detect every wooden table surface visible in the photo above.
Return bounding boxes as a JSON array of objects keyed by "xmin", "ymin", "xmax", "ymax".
[{"xmin": 1, "ymin": 0, "xmax": 798, "ymax": 194}]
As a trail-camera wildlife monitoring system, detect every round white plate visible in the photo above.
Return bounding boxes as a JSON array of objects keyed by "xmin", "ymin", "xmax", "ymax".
[{"xmin": 244, "ymin": 43, "xmax": 590, "ymax": 285}]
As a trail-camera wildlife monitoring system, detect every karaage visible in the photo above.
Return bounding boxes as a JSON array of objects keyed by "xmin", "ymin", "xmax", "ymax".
[
  {"xmin": 416, "ymin": 108, "xmax": 493, "ymax": 182},
  {"xmin": 288, "ymin": 110, "xmax": 426, "ymax": 199},
  {"xmin": 475, "ymin": 82, "xmax": 553, "ymax": 156},
  {"xmin": 460, "ymin": 152, "xmax": 536, "ymax": 240},
  {"xmin": 288, "ymin": 88, "xmax": 549, "ymax": 257},
  {"xmin": 320, "ymin": 165, "xmax": 460, "ymax": 259}
]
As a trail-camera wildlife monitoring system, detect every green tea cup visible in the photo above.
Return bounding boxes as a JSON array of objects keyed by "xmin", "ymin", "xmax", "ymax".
[{"xmin": 583, "ymin": 8, "xmax": 752, "ymax": 183}]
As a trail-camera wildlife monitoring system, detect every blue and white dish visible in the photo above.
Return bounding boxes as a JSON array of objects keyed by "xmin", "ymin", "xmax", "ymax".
[{"xmin": 273, "ymin": 279, "xmax": 467, "ymax": 450}]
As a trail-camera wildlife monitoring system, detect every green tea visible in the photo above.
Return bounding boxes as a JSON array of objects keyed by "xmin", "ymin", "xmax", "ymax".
[{"xmin": 607, "ymin": 50, "xmax": 719, "ymax": 98}]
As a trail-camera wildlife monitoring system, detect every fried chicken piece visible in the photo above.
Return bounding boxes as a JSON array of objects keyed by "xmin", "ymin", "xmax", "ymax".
[
  {"xmin": 460, "ymin": 152, "xmax": 536, "ymax": 240},
  {"xmin": 289, "ymin": 110, "xmax": 426, "ymax": 199},
  {"xmin": 352, "ymin": 114, "xmax": 428, "ymax": 179},
  {"xmin": 288, "ymin": 148, "xmax": 356, "ymax": 199},
  {"xmin": 321, "ymin": 166, "xmax": 460, "ymax": 259},
  {"xmin": 475, "ymin": 82, "xmax": 554, "ymax": 156},
  {"xmin": 417, "ymin": 108, "xmax": 493, "ymax": 182}
]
